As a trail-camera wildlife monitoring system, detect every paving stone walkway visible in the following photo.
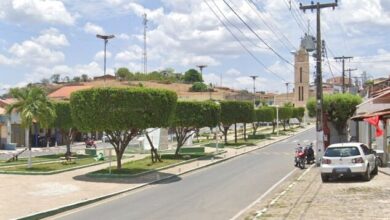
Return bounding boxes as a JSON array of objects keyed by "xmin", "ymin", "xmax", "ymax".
[{"xmin": 242, "ymin": 166, "xmax": 390, "ymax": 220}]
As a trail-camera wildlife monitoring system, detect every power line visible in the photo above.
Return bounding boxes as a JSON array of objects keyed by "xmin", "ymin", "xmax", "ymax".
[
  {"xmin": 203, "ymin": 0, "xmax": 288, "ymax": 82},
  {"xmin": 222, "ymin": 0, "xmax": 294, "ymax": 67},
  {"xmin": 245, "ymin": 0, "xmax": 296, "ymax": 51},
  {"xmin": 283, "ymin": 0, "xmax": 307, "ymax": 33},
  {"xmin": 211, "ymin": 0, "xmax": 268, "ymax": 51}
]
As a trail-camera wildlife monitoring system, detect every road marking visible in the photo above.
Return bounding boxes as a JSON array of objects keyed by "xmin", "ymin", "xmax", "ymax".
[
  {"xmin": 254, "ymin": 165, "xmax": 314, "ymax": 219},
  {"xmin": 229, "ymin": 168, "xmax": 297, "ymax": 220},
  {"xmin": 292, "ymin": 140, "xmax": 298, "ymax": 143}
]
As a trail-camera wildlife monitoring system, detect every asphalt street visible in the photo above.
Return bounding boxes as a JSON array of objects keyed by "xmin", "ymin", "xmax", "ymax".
[{"xmin": 54, "ymin": 128, "xmax": 316, "ymax": 220}]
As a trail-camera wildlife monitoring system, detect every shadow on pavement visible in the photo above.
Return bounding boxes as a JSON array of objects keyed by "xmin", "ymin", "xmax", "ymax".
[
  {"xmin": 325, "ymin": 174, "xmax": 378, "ymax": 183},
  {"xmin": 72, "ymin": 171, "xmax": 182, "ymax": 184}
]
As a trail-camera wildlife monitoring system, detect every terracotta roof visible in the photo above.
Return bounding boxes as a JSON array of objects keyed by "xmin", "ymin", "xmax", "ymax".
[
  {"xmin": 48, "ymin": 85, "xmax": 92, "ymax": 100},
  {"xmin": 351, "ymin": 108, "xmax": 390, "ymax": 120}
]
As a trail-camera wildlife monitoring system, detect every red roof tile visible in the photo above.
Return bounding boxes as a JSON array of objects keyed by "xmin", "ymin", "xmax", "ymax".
[{"xmin": 48, "ymin": 85, "xmax": 92, "ymax": 100}]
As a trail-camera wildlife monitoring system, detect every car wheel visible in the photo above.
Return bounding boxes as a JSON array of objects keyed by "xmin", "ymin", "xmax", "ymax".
[
  {"xmin": 372, "ymin": 164, "xmax": 378, "ymax": 175},
  {"xmin": 321, "ymin": 173, "xmax": 329, "ymax": 182},
  {"xmin": 362, "ymin": 166, "xmax": 371, "ymax": 181}
]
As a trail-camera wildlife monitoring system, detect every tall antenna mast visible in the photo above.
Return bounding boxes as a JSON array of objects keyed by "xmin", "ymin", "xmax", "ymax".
[{"xmin": 143, "ymin": 13, "xmax": 148, "ymax": 75}]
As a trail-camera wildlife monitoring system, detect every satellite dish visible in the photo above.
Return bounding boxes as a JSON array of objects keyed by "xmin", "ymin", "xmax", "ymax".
[{"xmin": 301, "ymin": 34, "xmax": 316, "ymax": 52}]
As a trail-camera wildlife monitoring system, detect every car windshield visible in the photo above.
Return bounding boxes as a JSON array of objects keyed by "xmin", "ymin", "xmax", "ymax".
[{"xmin": 324, "ymin": 147, "xmax": 361, "ymax": 157}]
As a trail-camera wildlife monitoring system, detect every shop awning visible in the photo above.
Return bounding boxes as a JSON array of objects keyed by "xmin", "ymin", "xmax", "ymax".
[{"xmin": 351, "ymin": 108, "xmax": 390, "ymax": 121}]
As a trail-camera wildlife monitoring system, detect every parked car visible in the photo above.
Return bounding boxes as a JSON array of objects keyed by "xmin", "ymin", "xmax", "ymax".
[{"xmin": 320, "ymin": 142, "xmax": 378, "ymax": 182}]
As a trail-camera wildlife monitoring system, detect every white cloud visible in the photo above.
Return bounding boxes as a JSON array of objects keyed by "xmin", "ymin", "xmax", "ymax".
[
  {"xmin": 115, "ymin": 45, "xmax": 142, "ymax": 62},
  {"xmin": 0, "ymin": 0, "xmax": 75, "ymax": 25},
  {"xmin": 33, "ymin": 28, "xmax": 69, "ymax": 47},
  {"xmin": 7, "ymin": 28, "xmax": 69, "ymax": 66},
  {"xmin": 9, "ymin": 40, "xmax": 65, "ymax": 65},
  {"xmin": 84, "ymin": 22, "xmax": 105, "ymax": 35},
  {"xmin": 117, "ymin": 33, "xmax": 130, "ymax": 40},
  {"xmin": 125, "ymin": 3, "xmax": 164, "ymax": 21},
  {"xmin": 94, "ymin": 50, "xmax": 112, "ymax": 61},
  {"xmin": 0, "ymin": 53, "xmax": 17, "ymax": 65}
]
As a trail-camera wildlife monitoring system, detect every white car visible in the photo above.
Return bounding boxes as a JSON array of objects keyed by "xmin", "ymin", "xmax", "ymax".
[{"xmin": 320, "ymin": 142, "xmax": 378, "ymax": 182}]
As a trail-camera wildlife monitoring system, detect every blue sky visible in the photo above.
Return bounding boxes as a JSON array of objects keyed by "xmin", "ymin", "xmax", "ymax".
[{"xmin": 0, "ymin": 0, "xmax": 389, "ymax": 94}]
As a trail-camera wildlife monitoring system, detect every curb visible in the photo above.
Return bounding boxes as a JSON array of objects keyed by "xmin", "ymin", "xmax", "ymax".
[
  {"xmin": 251, "ymin": 165, "xmax": 315, "ymax": 220},
  {"xmin": 378, "ymin": 169, "xmax": 390, "ymax": 176},
  {"xmin": 86, "ymin": 151, "xmax": 227, "ymax": 178},
  {"xmin": 16, "ymin": 126, "xmax": 314, "ymax": 220}
]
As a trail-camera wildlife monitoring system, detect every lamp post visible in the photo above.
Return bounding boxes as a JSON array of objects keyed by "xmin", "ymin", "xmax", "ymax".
[
  {"xmin": 250, "ymin": 76, "xmax": 258, "ymax": 108},
  {"xmin": 96, "ymin": 34, "xmax": 115, "ymax": 86},
  {"xmin": 197, "ymin": 65, "xmax": 207, "ymax": 77}
]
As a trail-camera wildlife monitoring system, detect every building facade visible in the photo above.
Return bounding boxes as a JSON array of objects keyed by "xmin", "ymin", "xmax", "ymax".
[{"xmin": 293, "ymin": 47, "xmax": 310, "ymax": 107}]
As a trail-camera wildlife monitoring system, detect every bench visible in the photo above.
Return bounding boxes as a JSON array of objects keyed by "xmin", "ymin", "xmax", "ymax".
[{"xmin": 59, "ymin": 156, "xmax": 77, "ymax": 164}]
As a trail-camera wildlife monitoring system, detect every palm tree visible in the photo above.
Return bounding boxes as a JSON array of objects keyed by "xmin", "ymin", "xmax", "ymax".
[{"xmin": 6, "ymin": 86, "xmax": 55, "ymax": 168}]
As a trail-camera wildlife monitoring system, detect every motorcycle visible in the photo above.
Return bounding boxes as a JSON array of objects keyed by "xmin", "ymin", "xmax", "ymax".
[
  {"xmin": 305, "ymin": 145, "xmax": 315, "ymax": 164},
  {"xmin": 85, "ymin": 137, "xmax": 96, "ymax": 148},
  {"xmin": 295, "ymin": 148, "xmax": 306, "ymax": 169}
]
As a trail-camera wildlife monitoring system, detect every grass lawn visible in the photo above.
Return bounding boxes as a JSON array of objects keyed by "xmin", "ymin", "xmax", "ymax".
[
  {"xmin": 0, "ymin": 153, "xmax": 94, "ymax": 167},
  {"xmin": 91, "ymin": 154, "xmax": 206, "ymax": 175},
  {"xmin": 0, "ymin": 153, "xmax": 121, "ymax": 173}
]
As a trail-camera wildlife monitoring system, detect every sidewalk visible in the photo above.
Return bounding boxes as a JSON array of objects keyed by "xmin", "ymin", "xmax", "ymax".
[
  {"xmin": 241, "ymin": 165, "xmax": 390, "ymax": 220},
  {"xmin": 0, "ymin": 126, "xmax": 313, "ymax": 220}
]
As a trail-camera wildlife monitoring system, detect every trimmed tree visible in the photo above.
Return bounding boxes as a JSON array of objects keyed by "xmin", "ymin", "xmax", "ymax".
[
  {"xmin": 253, "ymin": 107, "xmax": 275, "ymax": 135},
  {"xmin": 70, "ymin": 87, "xmax": 177, "ymax": 169},
  {"xmin": 184, "ymin": 69, "xmax": 203, "ymax": 83},
  {"xmin": 219, "ymin": 101, "xmax": 254, "ymax": 144},
  {"xmin": 307, "ymin": 93, "xmax": 362, "ymax": 143},
  {"xmin": 279, "ymin": 106, "xmax": 293, "ymax": 130},
  {"xmin": 52, "ymin": 101, "xmax": 75, "ymax": 157},
  {"xmin": 172, "ymin": 101, "xmax": 220, "ymax": 157},
  {"xmin": 293, "ymin": 107, "xmax": 305, "ymax": 125}
]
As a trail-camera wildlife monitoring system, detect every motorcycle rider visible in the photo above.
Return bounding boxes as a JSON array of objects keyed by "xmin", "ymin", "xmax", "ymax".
[
  {"xmin": 294, "ymin": 143, "xmax": 304, "ymax": 167},
  {"xmin": 306, "ymin": 143, "xmax": 315, "ymax": 164}
]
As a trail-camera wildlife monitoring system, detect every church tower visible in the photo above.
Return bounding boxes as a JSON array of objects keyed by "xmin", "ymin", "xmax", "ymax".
[{"xmin": 294, "ymin": 47, "xmax": 310, "ymax": 107}]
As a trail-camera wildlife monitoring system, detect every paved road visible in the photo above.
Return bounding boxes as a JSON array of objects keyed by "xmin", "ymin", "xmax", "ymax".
[{"xmin": 55, "ymin": 128, "xmax": 316, "ymax": 220}]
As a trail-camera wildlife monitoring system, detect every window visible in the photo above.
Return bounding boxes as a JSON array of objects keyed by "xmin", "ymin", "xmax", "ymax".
[
  {"xmin": 324, "ymin": 147, "xmax": 361, "ymax": 157},
  {"xmin": 300, "ymin": 67, "xmax": 303, "ymax": 83}
]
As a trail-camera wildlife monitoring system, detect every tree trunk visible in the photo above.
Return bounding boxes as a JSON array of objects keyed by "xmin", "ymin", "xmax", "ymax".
[
  {"xmin": 283, "ymin": 120, "xmax": 286, "ymax": 131},
  {"xmin": 234, "ymin": 123, "xmax": 237, "ymax": 143},
  {"xmin": 219, "ymin": 124, "xmax": 230, "ymax": 144},
  {"xmin": 64, "ymin": 128, "xmax": 74, "ymax": 157},
  {"xmin": 252, "ymin": 122, "xmax": 258, "ymax": 136},
  {"xmin": 244, "ymin": 123, "xmax": 247, "ymax": 141},
  {"xmin": 145, "ymin": 132, "xmax": 162, "ymax": 162},
  {"xmin": 272, "ymin": 122, "xmax": 276, "ymax": 134},
  {"xmin": 25, "ymin": 127, "xmax": 31, "ymax": 168},
  {"xmin": 116, "ymin": 152, "xmax": 122, "ymax": 170}
]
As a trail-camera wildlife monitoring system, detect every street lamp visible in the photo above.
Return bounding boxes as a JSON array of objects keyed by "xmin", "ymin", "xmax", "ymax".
[
  {"xmin": 250, "ymin": 76, "xmax": 258, "ymax": 108},
  {"xmin": 197, "ymin": 65, "xmax": 207, "ymax": 77},
  {"xmin": 96, "ymin": 34, "xmax": 115, "ymax": 86}
]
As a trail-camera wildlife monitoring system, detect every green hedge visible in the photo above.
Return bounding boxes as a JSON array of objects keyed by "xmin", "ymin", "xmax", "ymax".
[{"xmin": 179, "ymin": 147, "xmax": 205, "ymax": 154}]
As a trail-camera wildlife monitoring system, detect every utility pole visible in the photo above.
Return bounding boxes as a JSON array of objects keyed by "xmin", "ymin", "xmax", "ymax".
[
  {"xmin": 334, "ymin": 56, "xmax": 353, "ymax": 93},
  {"xmin": 143, "ymin": 13, "xmax": 148, "ymax": 75},
  {"xmin": 285, "ymin": 82, "xmax": 289, "ymax": 104},
  {"xmin": 345, "ymin": 68, "xmax": 357, "ymax": 93},
  {"xmin": 300, "ymin": 0, "xmax": 337, "ymax": 166},
  {"xmin": 250, "ymin": 75, "xmax": 258, "ymax": 108}
]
